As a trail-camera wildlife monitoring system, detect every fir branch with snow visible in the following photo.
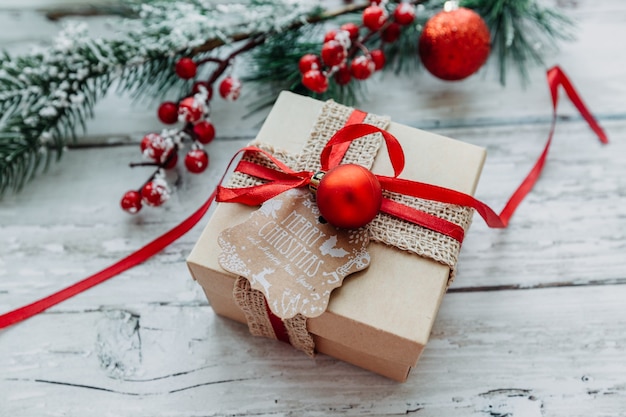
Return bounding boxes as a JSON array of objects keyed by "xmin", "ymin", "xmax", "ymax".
[{"xmin": 0, "ymin": 0, "xmax": 571, "ymax": 198}]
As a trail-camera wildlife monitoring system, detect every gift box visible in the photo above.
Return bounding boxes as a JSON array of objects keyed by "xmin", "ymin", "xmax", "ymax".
[{"xmin": 187, "ymin": 91, "xmax": 486, "ymax": 382}]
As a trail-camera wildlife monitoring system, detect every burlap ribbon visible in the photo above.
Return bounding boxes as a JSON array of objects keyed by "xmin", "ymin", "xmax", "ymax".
[{"xmin": 228, "ymin": 100, "xmax": 473, "ymax": 355}]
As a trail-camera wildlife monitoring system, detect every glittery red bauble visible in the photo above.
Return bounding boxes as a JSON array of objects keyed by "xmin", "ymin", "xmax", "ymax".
[
  {"xmin": 120, "ymin": 190, "xmax": 142, "ymax": 214},
  {"xmin": 321, "ymin": 40, "xmax": 346, "ymax": 67},
  {"xmin": 178, "ymin": 97, "xmax": 204, "ymax": 123},
  {"xmin": 316, "ymin": 164, "xmax": 382, "ymax": 229},
  {"xmin": 193, "ymin": 120, "xmax": 216, "ymax": 144},
  {"xmin": 418, "ymin": 7, "xmax": 491, "ymax": 81},
  {"xmin": 184, "ymin": 149, "xmax": 209, "ymax": 174},
  {"xmin": 302, "ymin": 70, "xmax": 328, "ymax": 93},
  {"xmin": 141, "ymin": 181, "xmax": 169, "ymax": 207},
  {"xmin": 157, "ymin": 101, "xmax": 179, "ymax": 124},
  {"xmin": 175, "ymin": 57, "xmax": 197, "ymax": 80}
]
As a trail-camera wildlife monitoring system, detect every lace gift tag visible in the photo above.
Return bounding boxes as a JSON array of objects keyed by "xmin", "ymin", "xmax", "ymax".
[{"xmin": 218, "ymin": 188, "xmax": 370, "ymax": 319}]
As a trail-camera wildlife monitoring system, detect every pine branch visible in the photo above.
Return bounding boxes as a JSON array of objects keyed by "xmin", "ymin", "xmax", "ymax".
[
  {"xmin": 0, "ymin": 0, "xmax": 573, "ymax": 197},
  {"xmin": 461, "ymin": 0, "xmax": 574, "ymax": 84}
]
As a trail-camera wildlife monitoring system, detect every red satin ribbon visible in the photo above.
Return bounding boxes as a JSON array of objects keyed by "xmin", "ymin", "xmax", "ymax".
[{"xmin": 0, "ymin": 66, "xmax": 608, "ymax": 330}]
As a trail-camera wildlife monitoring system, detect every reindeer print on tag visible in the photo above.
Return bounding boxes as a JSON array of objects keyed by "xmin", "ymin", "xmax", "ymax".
[{"xmin": 218, "ymin": 189, "xmax": 371, "ymax": 319}]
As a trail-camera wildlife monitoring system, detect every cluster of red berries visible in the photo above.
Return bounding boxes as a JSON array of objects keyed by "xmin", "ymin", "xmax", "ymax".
[
  {"xmin": 299, "ymin": 2, "xmax": 416, "ymax": 94},
  {"xmin": 120, "ymin": 57, "xmax": 242, "ymax": 213}
]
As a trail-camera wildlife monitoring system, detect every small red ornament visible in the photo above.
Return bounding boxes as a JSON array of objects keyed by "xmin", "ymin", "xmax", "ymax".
[
  {"xmin": 370, "ymin": 49, "xmax": 386, "ymax": 71},
  {"xmin": 193, "ymin": 120, "xmax": 216, "ymax": 144},
  {"xmin": 185, "ymin": 149, "xmax": 209, "ymax": 174},
  {"xmin": 418, "ymin": 6, "xmax": 491, "ymax": 81},
  {"xmin": 350, "ymin": 56, "xmax": 375, "ymax": 80},
  {"xmin": 157, "ymin": 101, "xmax": 179, "ymax": 124},
  {"xmin": 141, "ymin": 180, "xmax": 170, "ymax": 207},
  {"xmin": 298, "ymin": 54, "xmax": 322, "ymax": 74},
  {"xmin": 178, "ymin": 97, "xmax": 204, "ymax": 123},
  {"xmin": 393, "ymin": 3, "xmax": 416, "ymax": 26},
  {"xmin": 120, "ymin": 190, "xmax": 142, "ymax": 214},
  {"xmin": 315, "ymin": 164, "xmax": 382, "ymax": 229},
  {"xmin": 362, "ymin": 5, "xmax": 387, "ymax": 31},
  {"xmin": 191, "ymin": 81, "xmax": 213, "ymax": 100},
  {"xmin": 141, "ymin": 133, "xmax": 171, "ymax": 162},
  {"xmin": 302, "ymin": 70, "xmax": 328, "ymax": 93},
  {"xmin": 333, "ymin": 64, "xmax": 351, "ymax": 86},
  {"xmin": 162, "ymin": 150, "xmax": 178, "ymax": 169},
  {"xmin": 219, "ymin": 76, "xmax": 242, "ymax": 101},
  {"xmin": 340, "ymin": 22, "xmax": 360, "ymax": 41},
  {"xmin": 321, "ymin": 40, "xmax": 346, "ymax": 67},
  {"xmin": 175, "ymin": 57, "xmax": 197, "ymax": 80},
  {"xmin": 323, "ymin": 29, "xmax": 339, "ymax": 43},
  {"xmin": 381, "ymin": 22, "xmax": 401, "ymax": 43}
]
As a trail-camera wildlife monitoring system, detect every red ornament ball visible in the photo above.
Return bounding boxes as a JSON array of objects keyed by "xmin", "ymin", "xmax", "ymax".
[
  {"xmin": 157, "ymin": 101, "xmax": 179, "ymax": 124},
  {"xmin": 175, "ymin": 57, "xmax": 197, "ymax": 80},
  {"xmin": 141, "ymin": 180, "xmax": 170, "ymax": 207},
  {"xmin": 370, "ymin": 49, "xmax": 386, "ymax": 71},
  {"xmin": 323, "ymin": 29, "xmax": 339, "ymax": 43},
  {"xmin": 393, "ymin": 3, "xmax": 416, "ymax": 26},
  {"xmin": 418, "ymin": 7, "xmax": 491, "ymax": 81},
  {"xmin": 141, "ymin": 133, "xmax": 170, "ymax": 162},
  {"xmin": 333, "ymin": 64, "xmax": 351, "ymax": 86},
  {"xmin": 316, "ymin": 164, "xmax": 382, "ymax": 229},
  {"xmin": 184, "ymin": 149, "xmax": 209, "ymax": 174},
  {"xmin": 340, "ymin": 22, "xmax": 360, "ymax": 41},
  {"xmin": 193, "ymin": 120, "xmax": 216, "ymax": 144},
  {"xmin": 302, "ymin": 69, "xmax": 328, "ymax": 93},
  {"xmin": 381, "ymin": 22, "xmax": 401, "ymax": 43},
  {"xmin": 299, "ymin": 54, "xmax": 322, "ymax": 74},
  {"xmin": 162, "ymin": 150, "xmax": 178, "ymax": 169},
  {"xmin": 350, "ymin": 56, "xmax": 375, "ymax": 80},
  {"xmin": 120, "ymin": 190, "xmax": 142, "ymax": 214},
  {"xmin": 219, "ymin": 76, "xmax": 242, "ymax": 101},
  {"xmin": 321, "ymin": 40, "xmax": 346, "ymax": 67},
  {"xmin": 178, "ymin": 97, "xmax": 204, "ymax": 123},
  {"xmin": 362, "ymin": 5, "xmax": 387, "ymax": 31}
]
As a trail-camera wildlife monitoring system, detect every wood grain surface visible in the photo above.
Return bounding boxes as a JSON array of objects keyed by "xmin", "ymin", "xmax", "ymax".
[{"xmin": 1, "ymin": 1, "xmax": 625, "ymax": 416}]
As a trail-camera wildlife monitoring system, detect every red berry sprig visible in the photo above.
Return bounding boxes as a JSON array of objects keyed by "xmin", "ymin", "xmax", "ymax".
[
  {"xmin": 298, "ymin": 1, "xmax": 418, "ymax": 95},
  {"xmin": 121, "ymin": 35, "xmax": 265, "ymax": 214}
]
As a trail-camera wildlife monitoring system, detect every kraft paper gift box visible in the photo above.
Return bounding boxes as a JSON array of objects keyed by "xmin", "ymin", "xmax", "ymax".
[{"xmin": 187, "ymin": 91, "xmax": 486, "ymax": 382}]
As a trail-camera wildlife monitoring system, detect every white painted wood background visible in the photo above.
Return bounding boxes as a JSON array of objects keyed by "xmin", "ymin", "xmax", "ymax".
[{"xmin": 1, "ymin": 1, "xmax": 625, "ymax": 416}]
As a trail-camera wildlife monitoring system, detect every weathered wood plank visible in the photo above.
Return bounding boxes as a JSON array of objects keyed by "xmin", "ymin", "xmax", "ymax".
[{"xmin": 1, "ymin": 285, "xmax": 624, "ymax": 416}]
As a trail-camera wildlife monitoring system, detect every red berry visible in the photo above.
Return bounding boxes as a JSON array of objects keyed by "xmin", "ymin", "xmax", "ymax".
[
  {"xmin": 121, "ymin": 190, "xmax": 142, "ymax": 214},
  {"xmin": 393, "ymin": 3, "xmax": 415, "ymax": 26},
  {"xmin": 178, "ymin": 97, "xmax": 204, "ymax": 123},
  {"xmin": 333, "ymin": 64, "xmax": 352, "ymax": 86},
  {"xmin": 175, "ymin": 57, "xmax": 197, "ymax": 80},
  {"xmin": 362, "ymin": 5, "xmax": 387, "ymax": 31},
  {"xmin": 382, "ymin": 22, "xmax": 401, "ymax": 43},
  {"xmin": 191, "ymin": 81, "xmax": 213, "ymax": 100},
  {"xmin": 157, "ymin": 101, "xmax": 179, "ymax": 124},
  {"xmin": 323, "ymin": 29, "xmax": 339, "ymax": 43},
  {"xmin": 340, "ymin": 22, "xmax": 360, "ymax": 41},
  {"xmin": 219, "ymin": 77, "xmax": 242, "ymax": 101},
  {"xmin": 370, "ymin": 49, "xmax": 386, "ymax": 71},
  {"xmin": 302, "ymin": 70, "xmax": 328, "ymax": 93},
  {"xmin": 350, "ymin": 56, "xmax": 375, "ymax": 80},
  {"xmin": 141, "ymin": 180, "xmax": 169, "ymax": 207},
  {"xmin": 299, "ymin": 54, "xmax": 322, "ymax": 74},
  {"xmin": 193, "ymin": 120, "xmax": 216, "ymax": 144},
  {"xmin": 185, "ymin": 149, "xmax": 209, "ymax": 174},
  {"xmin": 162, "ymin": 150, "xmax": 178, "ymax": 169},
  {"xmin": 321, "ymin": 40, "xmax": 346, "ymax": 67},
  {"xmin": 141, "ymin": 133, "xmax": 172, "ymax": 163}
]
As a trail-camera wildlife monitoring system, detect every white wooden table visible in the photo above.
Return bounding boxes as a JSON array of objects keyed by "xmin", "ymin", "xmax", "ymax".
[{"xmin": 1, "ymin": 1, "xmax": 625, "ymax": 416}]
